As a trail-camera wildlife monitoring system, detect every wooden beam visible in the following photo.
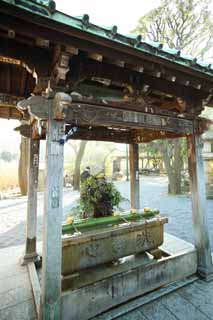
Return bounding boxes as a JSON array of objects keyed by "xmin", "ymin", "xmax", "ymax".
[
  {"xmin": 67, "ymin": 126, "xmax": 133, "ymax": 144},
  {"xmin": 15, "ymin": 122, "xmax": 195, "ymax": 143},
  {"xmin": 66, "ymin": 125, "xmax": 192, "ymax": 144},
  {"xmin": 18, "ymin": 94, "xmax": 210, "ymax": 141},
  {"xmin": 70, "ymin": 85, "xmax": 201, "ymax": 119},
  {"xmin": 21, "ymin": 137, "xmax": 40, "ymax": 265},
  {"xmin": 66, "ymin": 103, "xmax": 193, "ymax": 134},
  {"xmin": 187, "ymin": 131, "xmax": 213, "ymax": 280},
  {"xmin": 133, "ymin": 129, "xmax": 185, "ymax": 143},
  {"xmin": 40, "ymin": 100, "xmax": 65, "ymax": 319},
  {"xmin": 129, "ymin": 144, "xmax": 140, "ymax": 210}
]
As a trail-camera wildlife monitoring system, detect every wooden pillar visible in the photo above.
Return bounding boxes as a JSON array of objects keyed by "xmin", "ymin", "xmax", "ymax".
[
  {"xmin": 187, "ymin": 132, "xmax": 213, "ymax": 279},
  {"xmin": 129, "ymin": 143, "xmax": 140, "ymax": 210},
  {"xmin": 40, "ymin": 109, "xmax": 65, "ymax": 319},
  {"xmin": 22, "ymin": 137, "xmax": 40, "ymax": 264},
  {"xmin": 126, "ymin": 144, "xmax": 129, "ymax": 181}
]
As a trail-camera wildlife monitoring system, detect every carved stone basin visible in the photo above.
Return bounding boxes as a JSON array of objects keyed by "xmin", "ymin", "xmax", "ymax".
[{"xmin": 62, "ymin": 216, "xmax": 168, "ymax": 276}]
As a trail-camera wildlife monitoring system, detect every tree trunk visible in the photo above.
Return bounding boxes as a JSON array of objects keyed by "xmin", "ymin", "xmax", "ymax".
[
  {"xmin": 159, "ymin": 139, "xmax": 182, "ymax": 194},
  {"xmin": 18, "ymin": 136, "xmax": 29, "ymax": 195},
  {"xmin": 173, "ymin": 139, "xmax": 182, "ymax": 194},
  {"xmin": 73, "ymin": 141, "xmax": 87, "ymax": 190},
  {"xmin": 103, "ymin": 148, "xmax": 116, "ymax": 175}
]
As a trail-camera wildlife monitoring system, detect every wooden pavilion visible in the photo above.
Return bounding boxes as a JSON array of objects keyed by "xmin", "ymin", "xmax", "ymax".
[{"xmin": 0, "ymin": 0, "xmax": 213, "ymax": 319}]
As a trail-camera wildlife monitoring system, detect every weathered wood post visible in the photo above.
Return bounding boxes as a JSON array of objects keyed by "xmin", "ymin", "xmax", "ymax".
[
  {"xmin": 40, "ymin": 93, "xmax": 70, "ymax": 320},
  {"xmin": 129, "ymin": 143, "xmax": 140, "ymax": 210},
  {"xmin": 187, "ymin": 130, "xmax": 213, "ymax": 280},
  {"xmin": 22, "ymin": 136, "xmax": 40, "ymax": 264}
]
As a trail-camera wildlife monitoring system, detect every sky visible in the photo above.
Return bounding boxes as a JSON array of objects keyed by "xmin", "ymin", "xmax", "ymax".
[
  {"xmin": 0, "ymin": 0, "xmax": 161, "ymax": 149},
  {"xmin": 55, "ymin": 0, "xmax": 161, "ymax": 34}
]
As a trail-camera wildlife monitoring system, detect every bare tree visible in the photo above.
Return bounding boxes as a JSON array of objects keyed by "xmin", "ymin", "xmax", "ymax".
[
  {"xmin": 134, "ymin": 0, "xmax": 213, "ymax": 194},
  {"xmin": 69, "ymin": 141, "xmax": 88, "ymax": 190}
]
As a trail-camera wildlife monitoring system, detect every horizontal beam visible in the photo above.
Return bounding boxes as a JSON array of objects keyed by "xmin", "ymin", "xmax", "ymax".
[
  {"xmin": 65, "ymin": 125, "xmax": 194, "ymax": 144},
  {"xmin": 70, "ymin": 85, "xmax": 201, "ymax": 119},
  {"xmin": 15, "ymin": 122, "xmax": 189, "ymax": 143},
  {"xmin": 66, "ymin": 103, "xmax": 193, "ymax": 134},
  {"xmin": 66, "ymin": 126, "xmax": 134, "ymax": 144},
  {"xmin": 17, "ymin": 95, "xmax": 209, "ymax": 140}
]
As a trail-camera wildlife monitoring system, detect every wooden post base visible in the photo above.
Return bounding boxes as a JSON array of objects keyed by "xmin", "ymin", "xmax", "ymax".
[{"xmin": 197, "ymin": 265, "xmax": 213, "ymax": 282}]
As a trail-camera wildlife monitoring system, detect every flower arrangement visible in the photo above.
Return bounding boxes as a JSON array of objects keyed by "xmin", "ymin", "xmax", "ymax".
[{"xmin": 80, "ymin": 175, "xmax": 122, "ymax": 218}]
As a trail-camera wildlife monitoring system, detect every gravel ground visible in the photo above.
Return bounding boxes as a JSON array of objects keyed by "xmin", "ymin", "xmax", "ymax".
[{"xmin": 0, "ymin": 176, "xmax": 212, "ymax": 249}]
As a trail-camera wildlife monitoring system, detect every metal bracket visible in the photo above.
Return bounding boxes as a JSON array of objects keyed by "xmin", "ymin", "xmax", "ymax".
[{"xmin": 59, "ymin": 126, "xmax": 78, "ymax": 145}]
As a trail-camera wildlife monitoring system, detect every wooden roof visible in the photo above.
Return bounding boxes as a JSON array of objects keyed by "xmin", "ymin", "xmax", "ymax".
[
  {"xmin": 0, "ymin": 0, "xmax": 212, "ymax": 142},
  {"xmin": 1, "ymin": 0, "xmax": 213, "ymax": 78}
]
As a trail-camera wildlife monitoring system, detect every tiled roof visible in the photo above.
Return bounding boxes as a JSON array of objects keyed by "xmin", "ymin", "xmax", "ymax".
[{"xmin": 1, "ymin": 0, "xmax": 213, "ymax": 77}]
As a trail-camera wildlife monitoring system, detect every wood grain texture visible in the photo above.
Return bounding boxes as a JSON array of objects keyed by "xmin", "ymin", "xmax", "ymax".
[
  {"xmin": 187, "ymin": 131, "xmax": 213, "ymax": 278},
  {"xmin": 23, "ymin": 138, "xmax": 40, "ymax": 260},
  {"xmin": 40, "ymin": 106, "xmax": 65, "ymax": 319},
  {"xmin": 129, "ymin": 144, "xmax": 140, "ymax": 210}
]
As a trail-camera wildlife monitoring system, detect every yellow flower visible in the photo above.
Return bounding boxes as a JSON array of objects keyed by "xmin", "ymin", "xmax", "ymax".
[
  {"xmin": 144, "ymin": 207, "xmax": 151, "ymax": 212},
  {"xmin": 131, "ymin": 209, "xmax": 137, "ymax": 214},
  {"xmin": 66, "ymin": 216, "xmax": 74, "ymax": 224}
]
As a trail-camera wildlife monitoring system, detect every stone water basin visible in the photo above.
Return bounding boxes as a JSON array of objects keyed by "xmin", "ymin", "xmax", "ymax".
[{"xmin": 62, "ymin": 215, "xmax": 168, "ymax": 276}]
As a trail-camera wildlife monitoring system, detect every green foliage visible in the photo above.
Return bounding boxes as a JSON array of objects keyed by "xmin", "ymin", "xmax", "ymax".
[
  {"xmin": 140, "ymin": 138, "xmax": 187, "ymax": 168},
  {"xmin": 69, "ymin": 201, "xmax": 82, "ymax": 219},
  {"xmin": 80, "ymin": 176, "xmax": 122, "ymax": 216},
  {"xmin": 133, "ymin": 0, "xmax": 213, "ymax": 60}
]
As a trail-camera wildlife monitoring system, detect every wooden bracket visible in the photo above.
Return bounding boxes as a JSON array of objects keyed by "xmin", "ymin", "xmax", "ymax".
[
  {"xmin": 14, "ymin": 123, "xmax": 31, "ymax": 138},
  {"xmin": 17, "ymin": 92, "xmax": 72, "ymax": 121},
  {"xmin": 54, "ymin": 51, "xmax": 71, "ymax": 85},
  {"xmin": 53, "ymin": 92, "xmax": 72, "ymax": 120}
]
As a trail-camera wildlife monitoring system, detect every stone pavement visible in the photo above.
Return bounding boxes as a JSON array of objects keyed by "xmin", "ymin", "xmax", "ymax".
[
  {"xmin": 114, "ymin": 278, "xmax": 213, "ymax": 320},
  {"xmin": 0, "ymin": 189, "xmax": 79, "ymax": 248},
  {"xmin": 0, "ymin": 179, "xmax": 213, "ymax": 320},
  {"xmin": 0, "ymin": 176, "xmax": 212, "ymax": 249},
  {"xmin": 115, "ymin": 176, "xmax": 213, "ymax": 248},
  {"xmin": 0, "ymin": 245, "xmax": 36, "ymax": 320}
]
